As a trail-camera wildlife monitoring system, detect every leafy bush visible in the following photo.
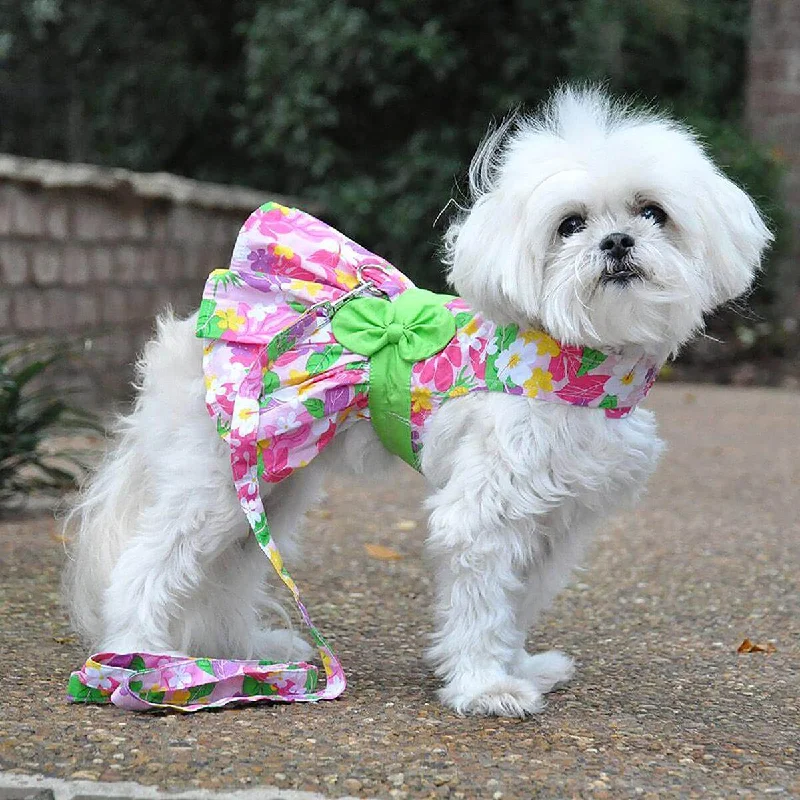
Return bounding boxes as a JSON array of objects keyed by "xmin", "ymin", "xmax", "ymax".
[{"xmin": 0, "ymin": 339, "xmax": 99, "ymax": 508}]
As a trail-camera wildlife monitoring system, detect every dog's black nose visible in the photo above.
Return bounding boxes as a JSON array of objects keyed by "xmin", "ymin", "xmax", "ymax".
[{"xmin": 600, "ymin": 232, "xmax": 635, "ymax": 262}]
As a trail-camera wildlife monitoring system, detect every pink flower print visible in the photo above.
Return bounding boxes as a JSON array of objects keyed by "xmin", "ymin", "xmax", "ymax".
[
  {"xmin": 307, "ymin": 249, "xmax": 346, "ymax": 285},
  {"xmin": 420, "ymin": 342, "xmax": 462, "ymax": 393},
  {"xmin": 262, "ymin": 445, "xmax": 291, "ymax": 482},
  {"xmin": 469, "ymin": 345, "xmax": 487, "ymax": 381},
  {"xmin": 317, "ymin": 420, "xmax": 337, "ymax": 450},
  {"xmin": 558, "ymin": 345, "xmax": 586, "ymax": 381},
  {"xmin": 307, "ymin": 248, "xmax": 342, "ymax": 271},
  {"xmin": 244, "ymin": 204, "xmax": 296, "ymax": 238},
  {"xmin": 555, "ymin": 373, "xmax": 607, "ymax": 406},
  {"xmin": 231, "ymin": 453, "xmax": 256, "ymax": 483}
]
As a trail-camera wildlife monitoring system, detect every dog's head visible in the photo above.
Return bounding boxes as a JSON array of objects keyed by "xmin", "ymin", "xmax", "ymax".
[{"xmin": 444, "ymin": 87, "xmax": 772, "ymax": 352}]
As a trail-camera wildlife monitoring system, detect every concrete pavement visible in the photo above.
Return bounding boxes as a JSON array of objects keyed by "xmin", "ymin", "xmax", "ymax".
[{"xmin": 0, "ymin": 385, "xmax": 797, "ymax": 798}]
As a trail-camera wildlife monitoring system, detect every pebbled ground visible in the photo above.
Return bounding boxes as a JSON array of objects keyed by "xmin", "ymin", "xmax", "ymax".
[{"xmin": 0, "ymin": 385, "xmax": 797, "ymax": 799}]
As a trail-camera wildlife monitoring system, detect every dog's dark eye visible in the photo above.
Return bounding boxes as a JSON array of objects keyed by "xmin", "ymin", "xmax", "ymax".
[
  {"xmin": 640, "ymin": 204, "xmax": 667, "ymax": 226},
  {"xmin": 558, "ymin": 215, "xmax": 586, "ymax": 238}
]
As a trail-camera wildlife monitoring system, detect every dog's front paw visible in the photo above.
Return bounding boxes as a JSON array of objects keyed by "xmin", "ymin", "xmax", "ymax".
[
  {"xmin": 512, "ymin": 649, "xmax": 575, "ymax": 694},
  {"xmin": 439, "ymin": 675, "xmax": 545, "ymax": 718}
]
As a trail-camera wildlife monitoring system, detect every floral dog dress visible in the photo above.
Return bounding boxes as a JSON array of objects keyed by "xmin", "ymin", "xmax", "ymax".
[{"xmin": 67, "ymin": 202, "xmax": 661, "ymax": 712}]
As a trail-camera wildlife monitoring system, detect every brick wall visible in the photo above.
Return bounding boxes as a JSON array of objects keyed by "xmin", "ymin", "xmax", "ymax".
[
  {"xmin": 0, "ymin": 156, "xmax": 296, "ymax": 407},
  {"xmin": 746, "ymin": 0, "xmax": 800, "ymax": 333}
]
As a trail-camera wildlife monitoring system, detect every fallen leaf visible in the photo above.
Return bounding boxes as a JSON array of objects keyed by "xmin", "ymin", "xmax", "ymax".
[
  {"xmin": 53, "ymin": 635, "xmax": 78, "ymax": 645},
  {"xmin": 364, "ymin": 543, "xmax": 404, "ymax": 561},
  {"xmin": 394, "ymin": 519, "xmax": 418, "ymax": 531},
  {"xmin": 737, "ymin": 638, "xmax": 777, "ymax": 654}
]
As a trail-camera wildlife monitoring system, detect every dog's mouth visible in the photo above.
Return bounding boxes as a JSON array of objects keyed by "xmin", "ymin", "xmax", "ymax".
[{"xmin": 600, "ymin": 260, "xmax": 645, "ymax": 286}]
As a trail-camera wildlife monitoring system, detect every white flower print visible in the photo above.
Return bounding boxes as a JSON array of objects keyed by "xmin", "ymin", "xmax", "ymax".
[
  {"xmin": 234, "ymin": 398, "xmax": 260, "ymax": 436},
  {"xmin": 249, "ymin": 293, "xmax": 285, "ymax": 321},
  {"xmin": 495, "ymin": 340, "xmax": 538, "ymax": 386},
  {"xmin": 274, "ymin": 410, "xmax": 299, "ymax": 435},
  {"xmin": 603, "ymin": 360, "xmax": 646, "ymax": 399},
  {"xmin": 166, "ymin": 666, "xmax": 193, "ymax": 691},
  {"xmin": 83, "ymin": 665, "xmax": 114, "ymax": 690}
]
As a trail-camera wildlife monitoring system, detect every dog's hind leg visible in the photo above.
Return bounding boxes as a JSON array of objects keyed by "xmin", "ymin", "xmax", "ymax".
[{"xmin": 98, "ymin": 454, "xmax": 329, "ymax": 660}]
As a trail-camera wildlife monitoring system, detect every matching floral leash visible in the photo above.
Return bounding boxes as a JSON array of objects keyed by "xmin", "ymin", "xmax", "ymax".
[{"xmin": 66, "ymin": 276, "xmax": 387, "ymax": 712}]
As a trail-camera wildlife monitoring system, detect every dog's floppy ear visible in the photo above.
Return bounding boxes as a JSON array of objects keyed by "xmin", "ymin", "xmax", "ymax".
[
  {"xmin": 443, "ymin": 189, "xmax": 534, "ymax": 324},
  {"xmin": 695, "ymin": 170, "xmax": 773, "ymax": 306}
]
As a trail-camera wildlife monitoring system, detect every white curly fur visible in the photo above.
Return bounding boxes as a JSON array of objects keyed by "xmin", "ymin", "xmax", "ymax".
[{"xmin": 64, "ymin": 87, "xmax": 770, "ymax": 716}]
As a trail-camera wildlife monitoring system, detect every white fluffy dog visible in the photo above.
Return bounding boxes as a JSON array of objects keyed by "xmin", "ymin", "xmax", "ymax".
[{"xmin": 66, "ymin": 87, "xmax": 771, "ymax": 717}]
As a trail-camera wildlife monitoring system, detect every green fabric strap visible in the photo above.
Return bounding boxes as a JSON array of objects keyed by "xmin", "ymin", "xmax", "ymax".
[{"xmin": 331, "ymin": 289, "xmax": 456, "ymax": 469}]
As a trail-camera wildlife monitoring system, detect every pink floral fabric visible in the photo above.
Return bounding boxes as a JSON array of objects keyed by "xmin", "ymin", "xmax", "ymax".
[
  {"xmin": 199, "ymin": 202, "xmax": 661, "ymax": 485},
  {"xmin": 68, "ymin": 651, "xmax": 322, "ymax": 711}
]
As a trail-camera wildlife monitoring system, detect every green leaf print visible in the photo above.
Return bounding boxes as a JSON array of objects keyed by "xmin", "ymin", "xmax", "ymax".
[
  {"xmin": 306, "ymin": 344, "xmax": 343, "ymax": 375},
  {"xmin": 128, "ymin": 654, "xmax": 147, "ymax": 673},
  {"xmin": 288, "ymin": 300, "xmax": 306, "ymax": 313},
  {"xmin": 67, "ymin": 674, "xmax": 110, "ymax": 703},
  {"xmin": 262, "ymin": 370, "xmax": 280, "ymax": 395},
  {"xmin": 305, "ymin": 670, "xmax": 319, "ymax": 692},
  {"xmin": 253, "ymin": 517, "xmax": 271, "ymax": 546},
  {"xmin": 454, "ymin": 311, "xmax": 474, "ymax": 329},
  {"xmin": 128, "ymin": 681, "xmax": 165, "ymax": 704},
  {"xmin": 195, "ymin": 658, "xmax": 216, "ymax": 676},
  {"xmin": 498, "ymin": 323, "xmax": 519, "ymax": 351},
  {"xmin": 577, "ymin": 348, "xmax": 608, "ymax": 377},
  {"xmin": 599, "ymin": 394, "xmax": 618, "ymax": 409},
  {"xmin": 208, "ymin": 269, "xmax": 243, "ymax": 294},
  {"xmin": 196, "ymin": 298, "xmax": 222, "ymax": 338},
  {"xmin": 242, "ymin": 675, "xmax": 279, "ymax": 697},
  {"xmin": 185, "ymin": 682, "xmax": 216, "ymax": 703},
  {"xmin": 216, "ymin": 415, "xmax": 232, "ymax": 438},
  {"xmin": 303, "ymin": 398, "xmax": 326, "ymax": 418}
]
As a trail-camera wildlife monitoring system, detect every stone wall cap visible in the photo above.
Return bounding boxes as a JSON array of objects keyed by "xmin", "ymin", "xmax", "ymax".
[{"xmin": 0, "ymin": 153, "xmax": 309, "ymax": 213}]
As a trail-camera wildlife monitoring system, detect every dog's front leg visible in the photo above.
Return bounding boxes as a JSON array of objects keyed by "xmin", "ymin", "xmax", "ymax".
[{"xmin": 425, "ymin": 488, "xmax": 544, "ymax": 717}]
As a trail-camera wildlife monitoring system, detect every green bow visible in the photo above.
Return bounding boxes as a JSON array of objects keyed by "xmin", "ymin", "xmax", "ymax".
[{"xmin": 331, "ymin": 288, "xmax": 456, "ymax": 468}]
